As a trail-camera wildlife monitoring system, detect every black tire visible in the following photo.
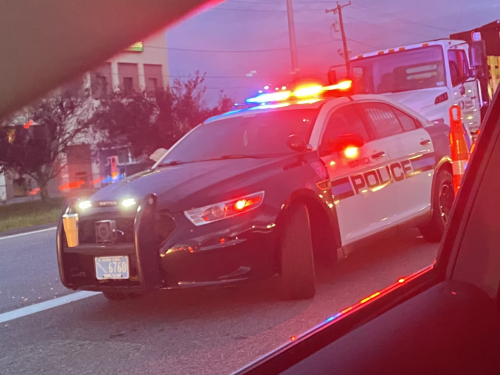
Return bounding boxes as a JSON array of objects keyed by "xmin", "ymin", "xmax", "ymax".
[
  {"xmin": 419, "ymin": 170, "xmax": 455, "ymax": 242},
  {"xmin": 102, "ymin": 291, "xmax": 140, "ymax": 301},
  {"xmin": 279, "ymin": 203, "xmax": 316, "ymax": 300}
]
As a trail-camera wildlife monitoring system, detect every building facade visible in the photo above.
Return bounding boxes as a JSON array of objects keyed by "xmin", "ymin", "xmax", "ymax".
[{"xmin": 0, "ymin": 29, "xmax": 169, "ymax": 203}]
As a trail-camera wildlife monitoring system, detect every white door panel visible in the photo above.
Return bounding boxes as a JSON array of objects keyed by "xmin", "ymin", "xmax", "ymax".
[
  {"xmin": 322, "ymin": 138, "xmax": 398, "ymax": 245},
  {"xmin": 385, "ymin": 128, "xmax": 435, "ymax": 223}
]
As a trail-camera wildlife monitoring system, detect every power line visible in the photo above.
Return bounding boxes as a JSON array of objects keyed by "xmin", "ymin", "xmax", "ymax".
[
  {"xmin": 351, "ymin": 4, "xmax": 454, "ymax": 33},
  {"xmin": 343, "ymin": 14, "xmax": 436, "ymax": 38},
  {"xmin": 164, "ymin": 40, "xmax": 335, "ymax": 53}
]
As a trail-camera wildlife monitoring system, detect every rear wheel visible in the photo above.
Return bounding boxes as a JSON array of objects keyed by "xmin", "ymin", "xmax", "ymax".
[
  {"xmin": 419, "ymin": 170, "xmax": 454, "ymax": 242},
  {"xmin": 279, "ymin": 203, "xmax": 316, "ymax": 300},
  {"xmin": 102, "ymin": 291, "xmax": 141, "ymax": 301}
]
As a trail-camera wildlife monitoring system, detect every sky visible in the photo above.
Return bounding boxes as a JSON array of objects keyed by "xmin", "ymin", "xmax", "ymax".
[{"xmin": 166, "ymin": 0, "xmax": 499, "ymax": 105}]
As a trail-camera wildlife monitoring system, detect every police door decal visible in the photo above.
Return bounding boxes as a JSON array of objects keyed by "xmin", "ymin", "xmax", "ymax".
[{"xmin": 331, "ymin": 153, "xmax": 435, "ymax": 201}]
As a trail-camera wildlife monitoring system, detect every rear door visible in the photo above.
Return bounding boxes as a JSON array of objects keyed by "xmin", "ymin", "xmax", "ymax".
[
  {"xmin": 318, "ymin": 103, "xmax": 398, "ymax": 246},
  {"xmin": 359, "ymin": 101, "xmax": 435, "ymax": 224}
]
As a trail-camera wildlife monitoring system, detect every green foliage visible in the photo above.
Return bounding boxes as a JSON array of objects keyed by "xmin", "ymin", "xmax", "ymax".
[
  {"xmin": 0, "ymin": 198, "xmax": 64, "ymax": 233},
  {"xmin": 91, "ymin": 71, "xmax": 234, "ymax": 157},
  {"xmin": 0, "ymin": 96, "xmax": 90, "ymax": 200}
]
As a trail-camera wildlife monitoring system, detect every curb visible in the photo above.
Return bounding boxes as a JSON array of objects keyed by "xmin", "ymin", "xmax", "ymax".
[{"xmin": 0, "ymin": 223, "xmax": 57, "ymax": 239}]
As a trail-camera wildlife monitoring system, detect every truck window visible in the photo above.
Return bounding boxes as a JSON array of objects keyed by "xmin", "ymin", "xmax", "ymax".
[
  {"xmin": 448, "ymin": 49, "xmax": 470, "ymax": 86},
  {"xmin": 360, "ymin": 102, "xmax": 403, "ymax": 138},
  {"xmin": 350, "ymin": 46, "xmax": 447, "ymax": 94},
  {"xmin": 319, "ymin": 105, "xmax": 369, "ymax": 155}
]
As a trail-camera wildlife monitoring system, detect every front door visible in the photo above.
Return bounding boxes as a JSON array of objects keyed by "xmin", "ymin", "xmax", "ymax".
[
  {"xmin": 448, "ymin": 48, "xmax": 481, "ymax": 139},
  {"xmin": 319, "ymin": 103, "xmax": 397, "ymax": 246}
]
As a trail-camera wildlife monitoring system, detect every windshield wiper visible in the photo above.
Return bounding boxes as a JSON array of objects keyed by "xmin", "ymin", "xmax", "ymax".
[
  {"xmin": 160, "ymin": 160, "xmax": 189, "ymax": 166},
  {"xmin": 160, "ymin": 153, "xmax": 286, "ymax": 166},
  {"xmin": 218, "ymin": 154, "xmax": 263, "ymax": 159}
]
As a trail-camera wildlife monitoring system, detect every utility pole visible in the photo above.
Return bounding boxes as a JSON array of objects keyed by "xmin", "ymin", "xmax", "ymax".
[
  {"xmin": 326, "ymin": 1, "xmax": 351, "ymax": 73},
  {"xmin": 286, "ymin": 0, "xmax": 300, "ymax": 76}
]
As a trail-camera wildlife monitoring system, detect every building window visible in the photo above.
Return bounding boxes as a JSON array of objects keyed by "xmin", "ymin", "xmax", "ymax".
[
  {"xmin": 118, "ymin": 63, "xmax": 139, "ymax": 93},
  {"xmin": 147, "ymin": 78, "xmax": 158, "ymax": 90},
  {"xmin": 123, "ymin": 77, "xmax": 134, "ymax": 93},
  {"xmin": 91, "ymin": 63, "xmax": 112, "ymax": 97},
  {"xmin": 144, "ymin": 64, "xmax": 163, "ymax": 91}
]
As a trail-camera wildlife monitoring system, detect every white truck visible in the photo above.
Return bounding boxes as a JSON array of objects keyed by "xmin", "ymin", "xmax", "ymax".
[{"xmin": 346, "ymin": 39, "xmax": 489, "ymax": 142}]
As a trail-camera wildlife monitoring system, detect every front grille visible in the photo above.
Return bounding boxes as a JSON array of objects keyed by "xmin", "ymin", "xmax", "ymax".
[{"xmin": 79, "ymin": 217, "xmax": 135, "ymax": 243}]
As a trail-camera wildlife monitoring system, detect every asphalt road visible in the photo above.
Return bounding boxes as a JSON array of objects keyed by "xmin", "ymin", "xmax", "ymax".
[{"xmin": 0, "ymin": 228, "xmax": 438, "ymax": 375}]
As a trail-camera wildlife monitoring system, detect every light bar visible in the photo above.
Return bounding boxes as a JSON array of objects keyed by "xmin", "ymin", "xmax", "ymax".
[
  {"xmin": 325, "ymin": 80, "xmax": 352, "ymax": 91},
  {"xmin": 246, "ymin": 91, "xmax": 291, "ymax": 103},
  {"xmin": 245, "ymin": 79, "xmax": 352, "ymax": 104},
  {"xmin": 294, "ymin": 85, "xmax": 324, "ymax": 98}
]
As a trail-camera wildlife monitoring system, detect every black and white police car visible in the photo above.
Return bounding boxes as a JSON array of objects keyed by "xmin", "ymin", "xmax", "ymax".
[{"xmin": 56, "ymin": 81, "xmax": 453, "ymax": 300}]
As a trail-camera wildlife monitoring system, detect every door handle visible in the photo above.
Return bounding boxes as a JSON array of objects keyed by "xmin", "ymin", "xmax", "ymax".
[
  {"xmin": 420, "ymin": 139, "xmax": 431, "ymax": 145},
  {"xmin": 371, "ymin": 151, "xmax": 386, "ymax": 159}
]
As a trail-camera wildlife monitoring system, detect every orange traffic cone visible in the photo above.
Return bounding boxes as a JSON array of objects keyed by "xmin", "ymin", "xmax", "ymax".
[{"xmin": 449, "ymin": 105, "xmax": 469, "ymax": 194}]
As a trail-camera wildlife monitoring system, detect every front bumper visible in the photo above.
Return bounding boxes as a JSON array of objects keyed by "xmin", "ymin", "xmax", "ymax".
[{"xmin": 56, "ymin": 195, "xmax": 279, "ymax": 292}]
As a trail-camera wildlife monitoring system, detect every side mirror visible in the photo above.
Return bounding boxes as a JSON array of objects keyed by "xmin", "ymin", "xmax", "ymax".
[
  {"xmin": 328, "ymin": 133, "xmax": 365, "ymax": 153},
  {"xmin": 149, "ymin": 148, "xmax": 168, "ymax": 162},
  {"xmin": 287, "ymin": 135, "xmax": 309, "ymax": 153},
  {"xmin": 328, "ymin": 68, "xmax": 338, "ymax": 85}
]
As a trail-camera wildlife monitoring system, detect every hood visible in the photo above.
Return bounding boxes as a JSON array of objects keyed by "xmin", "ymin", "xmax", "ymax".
[
  {"xmin": 384, "ymin": 87, "xmax": 449, "ymax": 113},
  {"xmin": 90, "ymin": 156, "xmax": 293, "ymax": 212}
]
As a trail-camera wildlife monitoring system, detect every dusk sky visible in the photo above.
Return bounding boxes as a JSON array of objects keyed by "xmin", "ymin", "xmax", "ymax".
[{"xmin": 166, "ymin": 0, "xmax": 499, "ymax": 104}]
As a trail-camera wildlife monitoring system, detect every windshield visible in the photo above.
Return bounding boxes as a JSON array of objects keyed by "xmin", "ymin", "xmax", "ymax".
[
  {"xmin": 160, "ymin": 109, "xmax": 320, "ymax": 164},
  {"xmin": 350, "ymin": 46, "xmax": 447, "ymax": 94}
]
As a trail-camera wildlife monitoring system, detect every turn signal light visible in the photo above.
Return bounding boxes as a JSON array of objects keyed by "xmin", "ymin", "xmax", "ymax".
[{"xmin": 434, "ymin": 92, "xmax": 449, "ymax": 104}]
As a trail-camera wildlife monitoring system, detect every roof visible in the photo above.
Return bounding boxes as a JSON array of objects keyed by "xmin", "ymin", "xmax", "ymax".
[
  {"xmin": 351, "ymin": 39, "xmax": 464, "ymax": 61},
  {"xmin": 205, "ymin": 93, "xmax": 429, "ymax": 125}
]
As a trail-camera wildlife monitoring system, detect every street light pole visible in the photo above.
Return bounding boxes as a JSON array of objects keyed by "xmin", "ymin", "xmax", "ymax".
[{"xmin": 286, "ymin": 0, "xmax": 300, "ymax": 77}]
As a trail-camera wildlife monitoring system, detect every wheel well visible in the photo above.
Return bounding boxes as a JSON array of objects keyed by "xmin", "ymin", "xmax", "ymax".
[
  {"xmin": 434, "ymin": 161, "xmax": 453, "ymax": 194},
  {"xmin": 431, "ymin": 160, "xmax": 453, "ymax": 207},
  {"xmin": 438, "ymin": 161, "xmax": 452, "ymax": 177},
  {"xmin": 274, "ymin": 196, "xmax": 339, "ymax": 272}
]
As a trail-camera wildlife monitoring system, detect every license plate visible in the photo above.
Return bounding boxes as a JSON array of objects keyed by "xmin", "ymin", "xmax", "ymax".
[{"xmin": 95, "ymin": 256, "xmax": 129, "ymax": 280}]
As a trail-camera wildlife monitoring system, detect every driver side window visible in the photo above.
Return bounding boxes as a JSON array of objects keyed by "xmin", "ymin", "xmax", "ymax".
[
  {"xmin": 319, "ymin": 105, "xmax": 369, "ymax": 156},
  {"xmin": 448, "ymin": 50, "xmax": 470, "ymax": 87}
]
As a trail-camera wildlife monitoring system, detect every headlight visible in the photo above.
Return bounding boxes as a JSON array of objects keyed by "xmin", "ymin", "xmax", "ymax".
[
  {"xmin": 121, "ymin": 198, "xmax": 137, "ymax": 208},
  {"xmin": 78, "ymin": 200, "xmax": 92, "ymax": 210},
  {"xmin": 184, "ymin": 191, "xmax": 265, "ymax": 226}
]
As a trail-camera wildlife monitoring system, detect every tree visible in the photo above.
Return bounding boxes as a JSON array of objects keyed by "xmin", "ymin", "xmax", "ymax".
[
  {"xmin": 90, "ymin": 91, "xmax": 158, "ymax": 157},
  {"xmin": 0, "ymin": 95, "xmax": 92, "ymax": 200},
  {"xmin": 90, "ymin": 71, "xmax": 234, "ymax": 157}
]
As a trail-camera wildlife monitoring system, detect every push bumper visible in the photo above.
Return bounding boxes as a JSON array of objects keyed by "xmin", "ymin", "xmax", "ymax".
[{"xmin": 57, "ymin": 195, "xmax": 279, "ymax": 292}]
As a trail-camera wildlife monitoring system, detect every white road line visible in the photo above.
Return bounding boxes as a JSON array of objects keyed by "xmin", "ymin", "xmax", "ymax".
[
  {"xmin": 0, "ymin": 291, "xmax": 100, "ymax": 324},
  {"xmin": 0, "ymin": 227, "xmax": 57, "ymax": 240}
]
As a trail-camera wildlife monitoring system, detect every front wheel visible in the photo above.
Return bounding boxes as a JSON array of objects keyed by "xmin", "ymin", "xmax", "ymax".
[
  {"xmin": 279, "ymin": 203, "xmax": 316, "ymax": 300},
  {"xmin": 419, "ymin": 170, "xmax": 455, "ymax": 242}
]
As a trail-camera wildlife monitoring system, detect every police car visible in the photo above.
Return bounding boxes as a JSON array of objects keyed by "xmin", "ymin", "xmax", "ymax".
[{"xmin": 56, "ymin": 81, "xmax": 453, "ymax": 301}]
